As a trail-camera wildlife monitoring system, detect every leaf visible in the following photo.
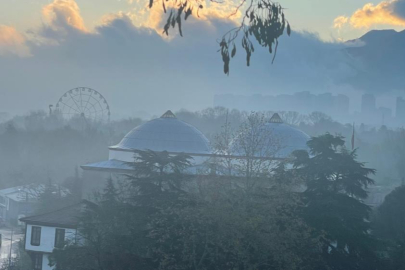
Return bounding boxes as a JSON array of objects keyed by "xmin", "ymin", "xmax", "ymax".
[
  {"xmin": 272, "ymin": 39, "xmax": 278, "ymax": 64},
  {"xmin": 231, "ymin": 44, "xmax": 236, "ymax": 58},
  {"xmin": 162, "ymin": 11, "xmax": 173, "ymax": 36},
  {"xmin": 250, "ymin": 11, "xmax": 255, "ymax": 22},
  {"xmin": 184, "ymin": 7, "xmax": 192, "ymax": 20},
  {"xmin": 171, "ymin": 15, "xmax": 176, "ymax": 28},
  {"xmin": 287, "ymin": 23, "xmax": 291, "ymax": 36},
  {"xmin": 176, "ymin": 13, "xmax": 183, "ymax": 36},
  {"xmin": 224, "ymin": 61, "xmax": 229, "ymax": 75}
]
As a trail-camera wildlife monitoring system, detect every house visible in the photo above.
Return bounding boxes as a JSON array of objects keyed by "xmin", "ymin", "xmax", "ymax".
[
  {"xmin": 0, "ymin": 185, "xmax": 40, "ymax": 224},
  {"xmin": 19, "ymin": 201, "xmax": 87, "ymax": 270},
  {"xmin": 0, "ymin": 184, "xmax": 70, "ymax": 225}
]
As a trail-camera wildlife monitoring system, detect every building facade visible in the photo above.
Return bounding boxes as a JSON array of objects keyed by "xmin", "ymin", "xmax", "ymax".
[
  {"xmin": 20, "ymin": 202, "xmax": 85, "ymax": 270},
  {"xmin": 0, "ymin": 186, "xmax": 40, "ymax": 224}
]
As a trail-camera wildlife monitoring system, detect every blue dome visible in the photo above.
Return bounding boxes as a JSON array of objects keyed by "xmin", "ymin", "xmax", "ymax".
[{"xmin": 111, "ymin": 111, "xmax": 211, "ymax": 154}]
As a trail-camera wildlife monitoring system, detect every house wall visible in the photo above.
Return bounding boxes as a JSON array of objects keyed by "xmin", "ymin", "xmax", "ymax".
[
  {"xmin": 7, "ymin": 199, "xmax": 19, "ymax": 222},
  {"xmin": 42, "ymin": 254, "xmax": 53, "ymax": 270},
  {"xmin": 25, "ymin": 224, "xmax": 76, "ymax": 253}
]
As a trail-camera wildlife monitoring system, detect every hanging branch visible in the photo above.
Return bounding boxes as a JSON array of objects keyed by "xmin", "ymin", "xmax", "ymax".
[{"xmin": 151, "ymin": 0, "xmax": 290, "ymax": 75}]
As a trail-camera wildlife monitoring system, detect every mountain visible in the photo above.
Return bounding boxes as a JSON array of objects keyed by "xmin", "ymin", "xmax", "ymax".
[{"xmin": 344, "ymin": 29, "xmax": 405, "ymax": 92}]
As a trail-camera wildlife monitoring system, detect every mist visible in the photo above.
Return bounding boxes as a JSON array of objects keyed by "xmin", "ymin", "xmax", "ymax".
[{"xmin": 2, "ymin": 0, "xmax": 405, "ymax": 269}]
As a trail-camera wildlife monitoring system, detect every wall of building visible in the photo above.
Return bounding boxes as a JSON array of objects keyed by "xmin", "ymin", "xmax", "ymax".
[
  {"xmin": 25, "ymin": 224, "xmax": 76, "ymax": 253},
  {"xmin": 42, "ymin": 254, "xmax": 53, "ymax": 270}
]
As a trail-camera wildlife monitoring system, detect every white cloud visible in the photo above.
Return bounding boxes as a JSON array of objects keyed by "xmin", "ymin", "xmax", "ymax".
[
  {"xmin": 334, "ymin": 0, "xmax": 405, "ymax": 29},
  {"xmin": 0, "ymin": 25, "xmax": 31, "ymax": 57},
  {"xmin": 42, "ymin": 0, "xmax": 88, "ymax": 33}
]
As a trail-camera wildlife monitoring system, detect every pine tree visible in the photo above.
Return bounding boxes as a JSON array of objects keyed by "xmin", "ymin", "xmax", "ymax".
[
  {"xmin": 292, "ymin": 134, "xmax": 379, "ymax": 270},
  {"xmin": 36, "ymin": 178, "xmax": 61, "ymax": 214}
]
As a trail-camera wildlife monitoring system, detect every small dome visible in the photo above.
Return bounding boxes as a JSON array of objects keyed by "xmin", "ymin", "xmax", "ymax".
[
  {"xmin": 265, "ymin": 121, "xmax": 310, "ymax": 158},
  {"xmin": 232, "ymin": 113, "xmax": 310, "ymax": 158},
  {"xmin": 111, "ymin": 111, "xmax": 211, "ymax": 154}
]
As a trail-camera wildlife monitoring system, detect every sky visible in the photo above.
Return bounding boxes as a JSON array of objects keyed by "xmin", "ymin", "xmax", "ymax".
[{"xmin": 1, "ymin": 0, "xmax": 405, "ymax": 118}]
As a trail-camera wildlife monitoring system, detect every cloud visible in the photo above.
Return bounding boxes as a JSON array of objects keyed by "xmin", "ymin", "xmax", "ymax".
[
  {"xmin": 333, "ymin": 16, "xmax": 349, "ymax": 29},
  {"xmin": 334, "ymin": 0, "xmax": 405, "ymax": 29},
  {"xmin": 127, "ymin": 0, "xmax": 241, "ymax": 36},
  {"xmin": 42, "ymin": 0, "xmax": 87, "ymax": 33},
  {"xmin": 0, "ymin": 10, "xmax": 358, "ymax": 116},
  {"xmin": 0, "ymin": 0, "xmax": 395, "ymax": 116},
  {"xmin": 0, "ymin": 25, "xmax": 31, "ymax": 57}
]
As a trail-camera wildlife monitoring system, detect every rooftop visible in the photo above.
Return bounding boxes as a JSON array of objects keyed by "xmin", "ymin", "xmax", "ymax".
[
  {"xmin": 110, "ymin": 110, "xmax": 211, "ymax": 154},
  {"xmin": 19, "ymin": 200, "xmax": 91, "ymax": 228}
]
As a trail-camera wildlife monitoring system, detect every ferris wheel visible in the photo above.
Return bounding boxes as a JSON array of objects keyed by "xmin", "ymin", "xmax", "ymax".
[{"xmin": 55, "ymin": 87, "xmax": 111, "ymax": 122}]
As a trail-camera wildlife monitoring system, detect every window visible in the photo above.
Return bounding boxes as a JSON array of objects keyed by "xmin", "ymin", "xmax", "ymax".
[
  {"xmin": 54, "ymin": 228, "xmax": 65, "ymax": 248},
  {"xmin": 31, "ymin": 226, "xmax": 41, "ymax": 246},
  {"xmin": 32, "ymin": 253, "xmax": 42, "ymax": 270}
]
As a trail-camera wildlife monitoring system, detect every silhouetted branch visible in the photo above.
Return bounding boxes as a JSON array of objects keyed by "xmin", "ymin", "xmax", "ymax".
[{"xmin": 149, "ymin": 0, "xmax": 290, "ymax": 75}]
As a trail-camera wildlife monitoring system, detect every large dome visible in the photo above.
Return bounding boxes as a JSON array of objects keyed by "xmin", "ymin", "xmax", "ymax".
[{"xmin": 110, "ymin": 110, "xmax": 211, "ymax": 154}]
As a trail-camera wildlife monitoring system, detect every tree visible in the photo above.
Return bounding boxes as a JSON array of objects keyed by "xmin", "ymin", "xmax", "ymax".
[
  {"xmin": 149, "ymin": 0, "xmax": 290, "ymax": 74},
  {"xmin": 52, "ymin": 148, "xmax": 322, "ymax": 270},
  {"xmin": 374, "ymin": 185, "xmax": 405, "ymax": 270},
  {"xmin": 149, "ymin": 173, "xmax": 323, "ymax": 270},
  {"xmin": 230, "ymin": 112, "xmax": 284, "ymax": 190},
  {"xmin": 51, "ymin": 178, "xmax": 156, "ymax": 270},
  {"xmin": 277, "ymin": 111, "xmax": 307, "ymax": 126},
  {"xmin": 36, "ymin": 178, "xmax": 63, "ymax": 214},
  {"xmin": 291, "ymin": 134, "xmax": 379, "ymax": 270}
]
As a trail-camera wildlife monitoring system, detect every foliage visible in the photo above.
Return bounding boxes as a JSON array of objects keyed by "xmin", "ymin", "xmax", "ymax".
[
  {"xmin": 376, "ymin": 185, "xmax": 405, "ymax": 242},
  {"xmin": 149, "ymin": 176, "xmax": 322, "ymax": 270},
  {"xmin": 149, "ymin": 0, "xmax": 290, "ymax": 74},
  {"xmin": 373, "ymin": 186, "xmax": 405, "ymax": 270},
  {"xmin": 291, "ymin": 134, "xmax": 379, "ymax": 270},
  {"xmin": 219, "ymin": 1, "xmax": 290, "ymax": 74},
  {"xmin": 36, "ymin": 178, "xmax": 65, "ymax": 214},
  {"xmin": 51, "ymin": 147, "xmax": 323, "ymax": 269}
]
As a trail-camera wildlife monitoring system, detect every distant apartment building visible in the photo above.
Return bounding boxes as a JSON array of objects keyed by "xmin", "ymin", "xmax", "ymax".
[
  {"xmin": 213, "ymin": 91, "xmax": 350, "ymax": 119},
  {"xmin": 396, "ymin": 97, "xmax": 405, "ymax": 121},
  {"xmin": 361, "ymin": 94, "xmax": 376, "ymax": 115}
]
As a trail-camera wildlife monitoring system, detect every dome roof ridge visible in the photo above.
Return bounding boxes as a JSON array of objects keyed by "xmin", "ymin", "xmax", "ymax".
[
  {"xmin": 269, "ymin": 113, "xmax": 283, "ymax": 123},
  {"xmin": 161, "ymin": 110, "xmax": 176, "ymax": 118}
]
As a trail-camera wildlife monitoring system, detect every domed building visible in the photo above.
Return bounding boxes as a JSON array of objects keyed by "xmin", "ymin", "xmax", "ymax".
[
  {"xmin": 81, "ymin": 110, "xmax": 211, "ymax": 173},
  {"xmin": 81, "ymin": 111, "xmax": 310, "ymax": 175},
  {"xmin": 264, "ymin": 113, "xmax": 310, "ymax": 158},
  {"xmin": 231, "ymin": 113, "xmax": 310, "ymax": 159}
]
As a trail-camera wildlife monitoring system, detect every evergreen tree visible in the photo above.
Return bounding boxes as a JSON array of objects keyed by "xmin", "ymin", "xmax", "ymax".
[
  {"xmin": 36, "ymin": 178, "xmax": 62, "ymax": 214},
  {"xmin": 374, "ymin": 185, "xmax": 405, "ymax": 270},
  {"xmin": 292, "ymin": 134, "xmax": 379, "ymax": 270}
]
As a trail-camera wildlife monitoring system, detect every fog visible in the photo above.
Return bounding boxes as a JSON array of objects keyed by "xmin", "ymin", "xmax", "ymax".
[
  {"xmin": 3, "ymin": 0, "xmax": 405, "ymax": 269},
  {"xmin": 2, "ymin": 9, "xmax": 405, "ymax": 118}
]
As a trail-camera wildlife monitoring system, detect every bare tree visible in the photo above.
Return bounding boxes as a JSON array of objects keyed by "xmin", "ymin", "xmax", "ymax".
[
  {"xmin": 277, "ymin": 111, "xmax": 307, "ymax": 126},
  {"xmin": 213, "ymin": 112, "xmax": 286, "ymax": 191}
]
